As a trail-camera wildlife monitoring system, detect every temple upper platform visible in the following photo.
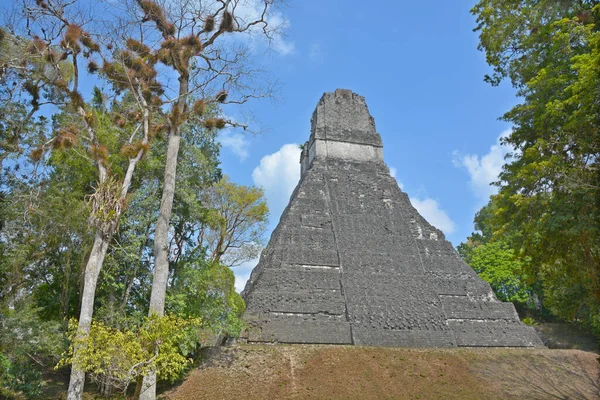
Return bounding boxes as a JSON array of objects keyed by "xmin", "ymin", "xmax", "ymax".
[{"xmin": 300, "ymin": 89, "xmax": 384, "ymax": 175}]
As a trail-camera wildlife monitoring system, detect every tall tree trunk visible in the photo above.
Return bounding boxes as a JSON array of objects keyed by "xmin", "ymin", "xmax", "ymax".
[
  {"xmin": 61, "ymin": 249, "xmax": 71, "ymax": 319},
  {"xmin": 139, "ymin": 133, "xmax": 181, "ymax": 400},
  {"xmin": 140, "ymin": 71, "xmax": 188, "ymax": 400},
  {"xmin": 67, "ymin": 142, "xmax": 148, "ymax": 399},
  {"xmin": 149, "ymin": 133, "xmax": 181, "ymax": 313},
  {"xmin": 67, "ymin": 230, "xmax": 111, "ymax": 400}
]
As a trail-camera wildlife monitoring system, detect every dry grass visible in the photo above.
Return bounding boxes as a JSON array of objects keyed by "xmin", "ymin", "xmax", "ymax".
[{"xmin": 166, "ymin": 345, "xmax": 600, "ymax": 400}]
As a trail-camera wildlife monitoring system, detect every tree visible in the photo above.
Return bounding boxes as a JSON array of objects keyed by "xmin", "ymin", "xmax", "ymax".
[
  {"xmin": 456, "ymin": 203, "xmax": 495, "ymax": 263},
  {"xmin": 0, "ymin": 27, "xmax": 57, "ymax": 171},
  {"xmin": 167, "ymin": 260, "xmax": 245, "ymax": 343},
  {"xmin": 59, "ymin": 315, "xmax": 202, "ymax": 397},
  {"xmin": 5, "ymin": 2, "xmax": 164, "ymax": 395},
  {"xmin": 0, "ymin": 305, "xmax": 65, "ymax": 398},
  {"xmin": 200, "ymin": 176, "xmax": 268, "ymax": 267},
  {"xmin": 93, "ymin": 108, "xmax": 224, "ymax": 329},
  {"xmin": 165, "ymin": 175, "xmax": 267, "ymax": 345},
  {"xmin": 471, "ymin": 1, "xmax": 600, "ymax": 333},
  {"xmin": 458, "ymin": 204, "xmax": 536, "ymax": 311},
  {"xmin": 468, "ymin": 241, "xmax": 532, "ymax": 304},
  {"xmin": 135, "ymin": 2, "xmax": 278, "ymax": 397},
  {"xmin": 1, "ymin": 0, "xmax": 280, "ymax": 397}
]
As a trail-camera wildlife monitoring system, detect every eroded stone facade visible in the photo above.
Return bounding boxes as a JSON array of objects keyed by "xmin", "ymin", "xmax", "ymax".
[{"xmin": 242, "ymin": 89, "xmax": 543, "ymax": 348}]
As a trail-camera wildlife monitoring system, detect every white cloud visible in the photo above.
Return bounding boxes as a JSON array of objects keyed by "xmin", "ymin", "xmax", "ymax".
[
  {"xmin": 228, "ymin": 1, "xmax": 295, "ymax": 55},
  {"xmin": 410, "ymin": 197, "xmax": 456, "ymax": 234},
  {"xmin": 219, "ymin": 130, "xmax": 250, "ymax": 161},
  {"xmin": 234, "ymin": 273, "xmax": 249, "ymax": 293},
  {"xmin": 234, "ymin": 257, "xmax": 259, "ymax": 293},
  {"xmin": 161, "ymin": 0, "xmax": 294, "ymax": 56},
  {"xmin": 389, "ymin": 166, "xmax": 404, "ymax": 189},
  {"xmin": 252, "ymin": 143, "xmax": 301, "ymax": 221},
  {"xmin": 272, "ymin": 35, "xmax": 295, "ymax": 56},
  {"xmin": 453, "ymin": 130, "xmax": 514, "ymax": 201}
]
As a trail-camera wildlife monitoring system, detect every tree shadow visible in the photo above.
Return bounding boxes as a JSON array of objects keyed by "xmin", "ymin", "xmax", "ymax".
[{"xmin": 473, "ymin": 350, "xmax": 600, "ymax": 400}]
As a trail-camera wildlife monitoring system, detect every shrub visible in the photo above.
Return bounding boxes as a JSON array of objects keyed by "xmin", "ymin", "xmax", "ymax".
[{"xmin": 58, "ymin": 314, "xmax": 203, "ymax": 395}]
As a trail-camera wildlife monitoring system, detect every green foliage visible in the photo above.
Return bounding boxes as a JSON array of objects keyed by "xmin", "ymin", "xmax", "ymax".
[
  {"xmin": 59, "ymin": 314, "xmax": 202, "ymax": 394},
  {"xmin": 168, "ymin": 260, "xmax": 245, "ymax": 341},
  {"xmin": 0, "ymin": 306, "xmax": 66, "ymax": 362},
  {"xmin": 522, "ymin": 317, "xmax": 538, "ymax": 326},
  {"xmin": 456, "ymin": 203, "xmax": 496, "ymax": 262},
  {"xmin": 0, "ymin": 305, "xmax": 67, "ymax": 398},
  {"xmin": 1, "ymin": 141, "xmax": 94, "ymax": 319},
  {"xmin": 0, "ymin": 5, "xmax": 270, "ymax": 398},
  {"xmin": 0, "ymin": 89, "xmax": 247, "ymax": 395},
  {"xmin": 471, "ymin": 0, "xmax": 600, "ymax": 335},
  {"xmin": 201, "ymin": 176, "xmax": 268, "ymax": 266},
  {"xmin": 0, "ymin": 353, "xmax": 15, "ymax": 398},
  {"xmin": 458, "ymin": 203, "xmax": 535, "ymax": 307},
  {"xmin": 0, "ymin": 354, "xmax": 44, "ymax": 399},
  {"xmin": 468, "ymin": 241, "xmax": 531, "ymax": 304}
]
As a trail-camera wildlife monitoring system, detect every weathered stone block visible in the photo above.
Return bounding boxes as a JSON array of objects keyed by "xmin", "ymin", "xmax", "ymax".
[
  {"xmin": 249, "ymin": 268, "xmax": 341, "ymax": 291},
  {"xmin": 448, "ymin": 320, "xmax": 544, "ymax": 348},
  {"xmin": 245, "ymin": 289, "xmax": 346, "ymax": 315},
  {"xmin": 301, "ymin": 214, "xmax": 332, "ymax": 229},
  {"xmin": 352, "ymin": 328, "xmax": 456, "ymax": 348},
  {"xmin": 284, "ymin": 246, "xmax": 339, "ymax": 266},
  {"xmin": 440, "ymin": 296, "xmax": 518, "ymax": 320},
  {"xmin": 247, "ymin": 314, "xmax": 352, "ymax": 344}
]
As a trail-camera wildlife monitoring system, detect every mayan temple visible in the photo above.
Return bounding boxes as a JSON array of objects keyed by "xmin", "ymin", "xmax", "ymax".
[{"xmin": 242, "ymin": 89, "xmax": 543, "ymax": 348}]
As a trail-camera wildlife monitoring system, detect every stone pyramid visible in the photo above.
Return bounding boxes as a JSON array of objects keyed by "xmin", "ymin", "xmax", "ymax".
[{"xmin": 242, "ymin": 89, "xmax": 543, "ymax": 348}]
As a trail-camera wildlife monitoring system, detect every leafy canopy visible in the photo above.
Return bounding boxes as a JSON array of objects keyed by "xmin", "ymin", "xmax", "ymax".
[{"xmin": 470, "ymin": 0, "xmax": 600, "ymax": 333}]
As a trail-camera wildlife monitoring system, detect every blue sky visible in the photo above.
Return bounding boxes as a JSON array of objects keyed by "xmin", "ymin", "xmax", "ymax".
[{"xmin": 215, "ymin": 1, "xmax": 520, "ymax": 291}]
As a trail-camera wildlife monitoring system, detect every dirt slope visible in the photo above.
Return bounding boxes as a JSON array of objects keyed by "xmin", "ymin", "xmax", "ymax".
[{"xmin": 165, "ymin": 345, "xmax": 599, "ymax": 400}]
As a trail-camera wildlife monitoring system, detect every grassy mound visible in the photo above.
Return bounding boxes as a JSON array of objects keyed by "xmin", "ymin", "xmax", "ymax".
[{"xmin": 166, "ymin": 344, "xmax": 599, "ymax": 400}]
